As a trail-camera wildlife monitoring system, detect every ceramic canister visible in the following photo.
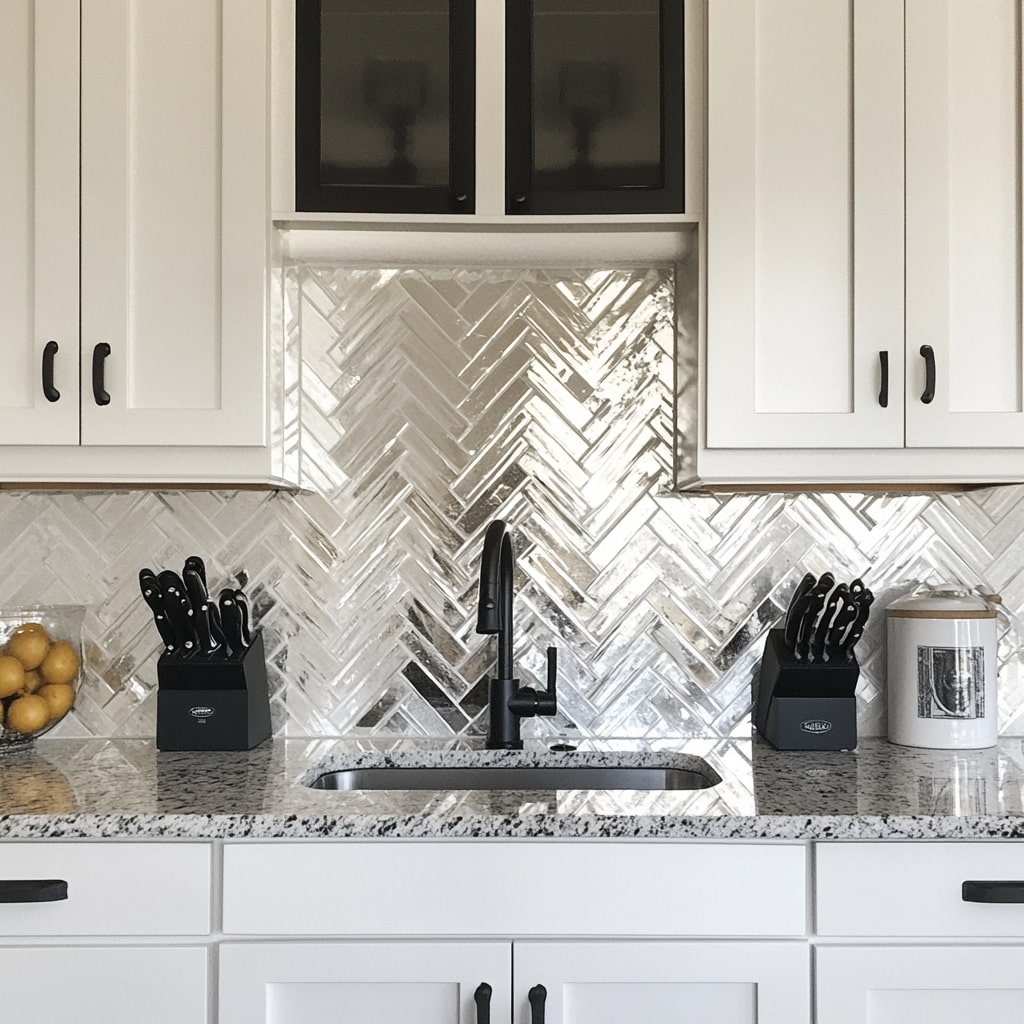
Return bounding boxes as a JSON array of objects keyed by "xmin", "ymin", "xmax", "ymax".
[{"xmin": 886, "ymin": 586, "xmax": 999, "ymax": 749}]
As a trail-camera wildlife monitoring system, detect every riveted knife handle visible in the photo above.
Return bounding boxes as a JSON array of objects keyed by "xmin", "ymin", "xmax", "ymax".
[
  {"xmin": 92, "ymin": 343, "xmax": 111, "ymax": 405},
  {"xmin": 42, "ymin": 341, "xmax": 60, "ymax": 402}
]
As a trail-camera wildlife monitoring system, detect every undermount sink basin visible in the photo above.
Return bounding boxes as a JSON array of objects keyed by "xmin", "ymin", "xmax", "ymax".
[{"xmin": 308, "ymin": 763, "xmax": 720, "ymax": 792}]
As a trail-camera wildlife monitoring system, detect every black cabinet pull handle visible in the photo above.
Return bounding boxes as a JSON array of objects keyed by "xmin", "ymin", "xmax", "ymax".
[
  {"xmin": 920, "ymin": 344, "xmax": 936, "ymax": 404},
  {"xmin": 474, "ymin": 982, "xmax": 492, "ymax": 1024},
  {"xmin": 0, "ymin": 879, "xmax": 68, "ymax": 903},
  {"xmin": 92, "ymin": 343, "xmax": 111, "ymax": 406},
  {"xmin": 878, "ymin": 350, "xmax": 889, "ymax": 408},
  {"xmin": 963, "ymin": 880, "xmax": 1024, "ymax": 903},
  {"xmin": 42, "ymin": 340, "xmax": 60, "ymax": 402},
  {"xmin": 528, "ymin": 984, "xmax": 547, "ymax": 1024}
]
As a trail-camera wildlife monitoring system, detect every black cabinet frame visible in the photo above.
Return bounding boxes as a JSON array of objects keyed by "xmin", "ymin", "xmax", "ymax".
[
  {"xmin": 504, "ymin": 0, "xmax": 684, "ymax": 215},
  {"xmin": 295, "ymin": 0, "xmax": 476, "ymax": 214}
]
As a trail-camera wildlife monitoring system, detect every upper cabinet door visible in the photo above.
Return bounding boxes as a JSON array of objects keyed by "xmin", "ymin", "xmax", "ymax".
[
  {"xmin": 295, "ymin": 0, "xmax": 476, "ymax": 214},
  {"xmin": 504, "ymin": 0, "xmax": 684, "ymax": 215},
  {"xmin": 0, "ymin": 0, "xmax": 79, "ymax": 445},
  {"xmin": 905, "ymin": 0, "xmax": 1024, "ymax": 448},
  {"xmin": 80, "ymin": 0, "xmax": 268, "ymax": 448},
  {"xmin": 706, "ymin": 0, "xmax": 904, "ymax": 450}
]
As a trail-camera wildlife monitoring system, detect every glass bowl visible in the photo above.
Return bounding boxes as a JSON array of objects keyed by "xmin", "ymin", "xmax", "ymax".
[{"xmin": 0, "ymin": 606, "xmax": 85, "ymax": 750}]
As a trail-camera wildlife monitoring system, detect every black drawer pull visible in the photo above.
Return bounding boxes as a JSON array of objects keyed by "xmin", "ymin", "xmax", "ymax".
[
  {"xmin": 474, "ymin": 982, "xmax": 492, "ymax": 1024},
  {"xmin": 529, "ymin": 984, "xmax": 546, "ymax": 1024},
  {"xmin": 42, "ymin": 340, "xmax": 60, "ymax": 402},
  {"xmin": 0, "ymin": 879, "xmax": 68, "ymax": 903},
  {"xmin": 878, "ymin": 350, "xmax": 889, "ymax": 408},
  {"xmin": 963, "ymin": 880, "xmax": 1024, "ymax": 903},
  {"xmin": 920, "ymin": 344, "xmax": 936, "ymax": 404},
  {"xmin": 92, "ymin": 342, "xmax": 111, "ymax": 406}
]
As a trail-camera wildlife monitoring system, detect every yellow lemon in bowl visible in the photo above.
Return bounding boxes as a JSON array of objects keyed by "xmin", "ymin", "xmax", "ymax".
[
  {"xmin": 38, "ymin": 683, "xmax": 75, "ymax": 722},
  {"xmin": 0, "ymin": 656, "xmax": 26, "ymax": 699},
  {"xmin": 6, "ymin": 694, "xmax": 50, "ymax": 734},
  {"xmin": 8, "ymin": 627, "xmax": 50, "ymax": 670},
  {"xmin": 40, "ymin": 641, "xmax": 79, "ymax": 686}
]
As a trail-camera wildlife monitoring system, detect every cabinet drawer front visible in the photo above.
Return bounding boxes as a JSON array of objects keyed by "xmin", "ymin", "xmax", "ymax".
[
  {"xmin": 0, "ymin": 842, "xmax": 211, "ymax": 936},
  {"xmin": 0, "ymin": 946, "xmax": 207, "ymax": 1023},
  {"xmin": 816, "ymin": 841, "xmax": 1024, "ymax": 936},
  {"xmin": 223, "ymin": 841, "xmax": 806, "ymax": 937}
]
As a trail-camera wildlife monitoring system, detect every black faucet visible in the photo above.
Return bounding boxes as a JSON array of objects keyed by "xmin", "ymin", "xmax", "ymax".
[{"xmin": 476, "ymin": 519, "xmax": 558, "ymax": 749}]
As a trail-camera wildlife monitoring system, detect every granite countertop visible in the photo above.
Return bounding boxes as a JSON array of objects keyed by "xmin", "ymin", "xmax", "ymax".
[{"xmin": 2, "ymin": 734, "xmax": 1024, "ymax": 840}]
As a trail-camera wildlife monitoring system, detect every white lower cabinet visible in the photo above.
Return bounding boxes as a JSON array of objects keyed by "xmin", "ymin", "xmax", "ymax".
[
  {"xmin": 816, "ymin": 945, "xmax": 1024, "ymax": 1024},
  {"xmin": 219, "ymin": 939, "xmax": 808, "ymax": 1024},
  {"xmin": 1, "ymin": 945, "xmax": 208, "ymax": 1024}
]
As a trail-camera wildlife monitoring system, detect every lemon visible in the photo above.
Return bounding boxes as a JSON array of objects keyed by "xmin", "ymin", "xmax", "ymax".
[
  {"xmin": 40, "ymin": 641, "xmax": 79, "ymax": 686},
  {"xmin": 20, "ymin": 669, "xmax": 43, "ymax": 694},
  {"xmin": 8, "ymin": 628, "xmax": 50, "ymax": 670},
  {"xmin": 0, "ymin": 656, "xmax": 26, "ymax": 699},
  {"xmin": 38, "ymin": 683, "xmax": 74, "ymax": 721},
  {"xmin": 6, "ymin": 694, "xmax": 49, "ymax": 734}
]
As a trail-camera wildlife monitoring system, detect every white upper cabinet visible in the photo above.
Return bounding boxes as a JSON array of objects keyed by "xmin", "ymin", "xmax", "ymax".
[
  {"xmin": 80, "ymin": 0, "xmax": 268, "ymax": 448},
  {"xmin": 704, "ymin": 0, "xmax": 1024, "ymax": 483},
  {"xmin": 0, "ymin": 0, "xmax": 80, "ymax": 445},
  {"xmin": 706, "ymin": 0, "xmax": 904, "ymax": 451}
]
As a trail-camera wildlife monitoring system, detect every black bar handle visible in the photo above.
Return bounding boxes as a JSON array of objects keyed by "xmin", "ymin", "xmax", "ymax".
[
  {"xmin": 92, "ymin": 342, "xmax": 111, "ymax": 406},
  {"xmin": 878, "ymin": 350, "xmax": 889, "ymax": 408},
  {"xmin": 963, "ymin": 880, "xmax": 1024, "ymax": 903},
  {"xmin": 920, "ymin": 344, "xmax": 936, "ymax": 404},
  {"xmin": 474, "ymin": 983, "xmax": 492, "ymax": 1024},
  {"xmin": 0, "ymin": 879, "xmax": 68, "ymax": 903},
  {"xmin": 42, "ymin": 341, "xmax": 60, "ymax": 402},
  {"xmin": 529, "ymin": 984, "xmax": 547, "ymax": 1024}
]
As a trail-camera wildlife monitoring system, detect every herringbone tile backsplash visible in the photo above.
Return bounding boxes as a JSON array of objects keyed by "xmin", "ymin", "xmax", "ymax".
[{"xmin": 4, "ymin": 249, "xmax": 1024, "ymax": 740}]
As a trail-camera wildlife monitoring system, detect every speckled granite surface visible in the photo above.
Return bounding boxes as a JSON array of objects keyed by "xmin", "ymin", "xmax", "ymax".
[{"xmin": 1, "ymin": 735, "xmax": 1024, "ymax": 840}]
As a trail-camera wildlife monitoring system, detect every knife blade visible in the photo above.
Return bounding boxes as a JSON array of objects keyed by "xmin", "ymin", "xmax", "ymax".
[
  {"xmin": 841, "ymin": 589, "xmax": 875, "ymax": 661},
  {"xmin": 139, "ymin": 568, "xmax": 176, "ymax": 653},
  {"xmin": 782, "ymin": 572, "xmax": 817, "ymax": 650},
  {"xmin": 219, "ymin": 588, "xmax": 246, "ymax": 657},
  {"xmin": 157, "ymin": 570, "xmax": 199, "ymax": 657},
  {"xmin": 183, "ymin": 567, "xmax": 221, "ymax": 657}
]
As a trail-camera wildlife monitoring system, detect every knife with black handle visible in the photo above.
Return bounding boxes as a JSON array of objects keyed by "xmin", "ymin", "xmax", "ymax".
[
  {"xmin": 825, "ymin": 586, "xmax": 859, "ymax": 662},
  {"xmin": 183, "ymin": 567, "xmax": 221, "ymax": 657},
  {"xmin": 219, "ymin": 588, "xmax": 247, "ymax": 657},
  {"xmin": 234, "ymin": 589, "xmax": 253, "ymax": 647},
  {"xmin": 795, "ymin": 580, "xmax": 831, "ymax": 661},
  {"xmin": 808, "ymin": 584, "xmax": 844, "ymax": 663},
  {"xmin": 782, "ymin": 573, "xmax": 817, "ymax": 650},
  {"xmin": 139, "ymin": 569, "xmax": 176, "ymax": 653},
  {"xmin": 158, "ymin": 570, "xmax": 198, "ymax": 657},
  {"xmin": 183, "ymin": 555, "xmax": 207, "ymax": 589},
  {"xmin": 841, "ymin": 589, "xmax": 875, "ymax": 662}
]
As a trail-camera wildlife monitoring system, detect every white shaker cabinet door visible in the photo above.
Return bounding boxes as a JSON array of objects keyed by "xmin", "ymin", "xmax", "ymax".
[
  {"xmin": 0, "ymin": 0, "xmax": 79, "ymax": 444},
  {"xmin": 706, "ymin": 0, "xmax": 904, "ymax": 450},
  {"xmin": 817, "ymin": 945, "xmax": 1024, "ymax": 1023},
  {"xmin": 513, "ymin": 941, "xmax": 809, "ymax": 1024},
  {"xmin": 905, "ymin": 0, "xmax": 1024, "ymax": 447},
  {"xmin": 0, "ymin": 946, "xmax": 207, "ymax": 1024},
  {"xmin": 80, "ymin": 0, "xmax": 268, "ymax": 448},
  {"xmin": 219, "ymin": 941, "xmax": 511, "ymax": 1024}
]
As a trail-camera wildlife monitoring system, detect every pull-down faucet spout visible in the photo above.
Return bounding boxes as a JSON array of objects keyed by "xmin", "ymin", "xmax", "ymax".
[{"xmin": 476, "ymin": 519, "xmax": 558, "ymax": 749}]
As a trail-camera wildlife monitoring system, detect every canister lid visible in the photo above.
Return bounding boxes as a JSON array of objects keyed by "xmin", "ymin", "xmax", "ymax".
[{"xmin": 886, "ymin": 584, "xmax": 997, "ymax": 619}]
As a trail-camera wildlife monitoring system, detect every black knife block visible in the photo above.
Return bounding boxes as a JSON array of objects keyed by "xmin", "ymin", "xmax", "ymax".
[
  {"xmin": 156, "ymin": 631, "xmax": 271, "ymax": 751},
  {"xmin": 754, "ymin": 629, "xmax": 858, "ymax": 751}
]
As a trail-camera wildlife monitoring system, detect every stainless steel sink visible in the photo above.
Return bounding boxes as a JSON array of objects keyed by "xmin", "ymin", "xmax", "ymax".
[{"xmin": 308, "ymin": 764, "xmax": 720, "ymax": 792}]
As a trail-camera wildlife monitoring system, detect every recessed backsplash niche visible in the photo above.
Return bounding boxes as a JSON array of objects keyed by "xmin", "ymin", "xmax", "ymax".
[{"xmin": 5, "ymin": 240, "xmax": 1024, "ymax": 740}]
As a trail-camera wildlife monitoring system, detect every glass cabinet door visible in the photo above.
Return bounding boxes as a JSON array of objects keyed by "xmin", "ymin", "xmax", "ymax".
[
  {"xmin": 505, "ymin": 0, "xmax": 683, "ymax": 214},
  {"xmin": 295, "ymin": 0, "xmax": 475, "ymax": 213}
]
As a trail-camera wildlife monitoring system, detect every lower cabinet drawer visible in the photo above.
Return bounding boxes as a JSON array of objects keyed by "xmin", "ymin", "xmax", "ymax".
[
  {"xmin": 0, "ymin": 842, "xmax": 212, "ymax": 936},
  {"xmin": 222, "ymin": 841, "xmax": 807, "ymax": 937},
  {"xmin": 0, "ymin": 945, "xmax": 207, "ymax": 1023},
  {"xmin": 816, "ymin": 841, "xmax": 1024, "ymax": 936}
]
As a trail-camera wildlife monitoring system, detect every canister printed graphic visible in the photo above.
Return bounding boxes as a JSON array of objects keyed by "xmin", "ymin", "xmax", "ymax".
[{"xmin": 917, "ymin": 645, "xmax": 986, "ymax": 719}]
